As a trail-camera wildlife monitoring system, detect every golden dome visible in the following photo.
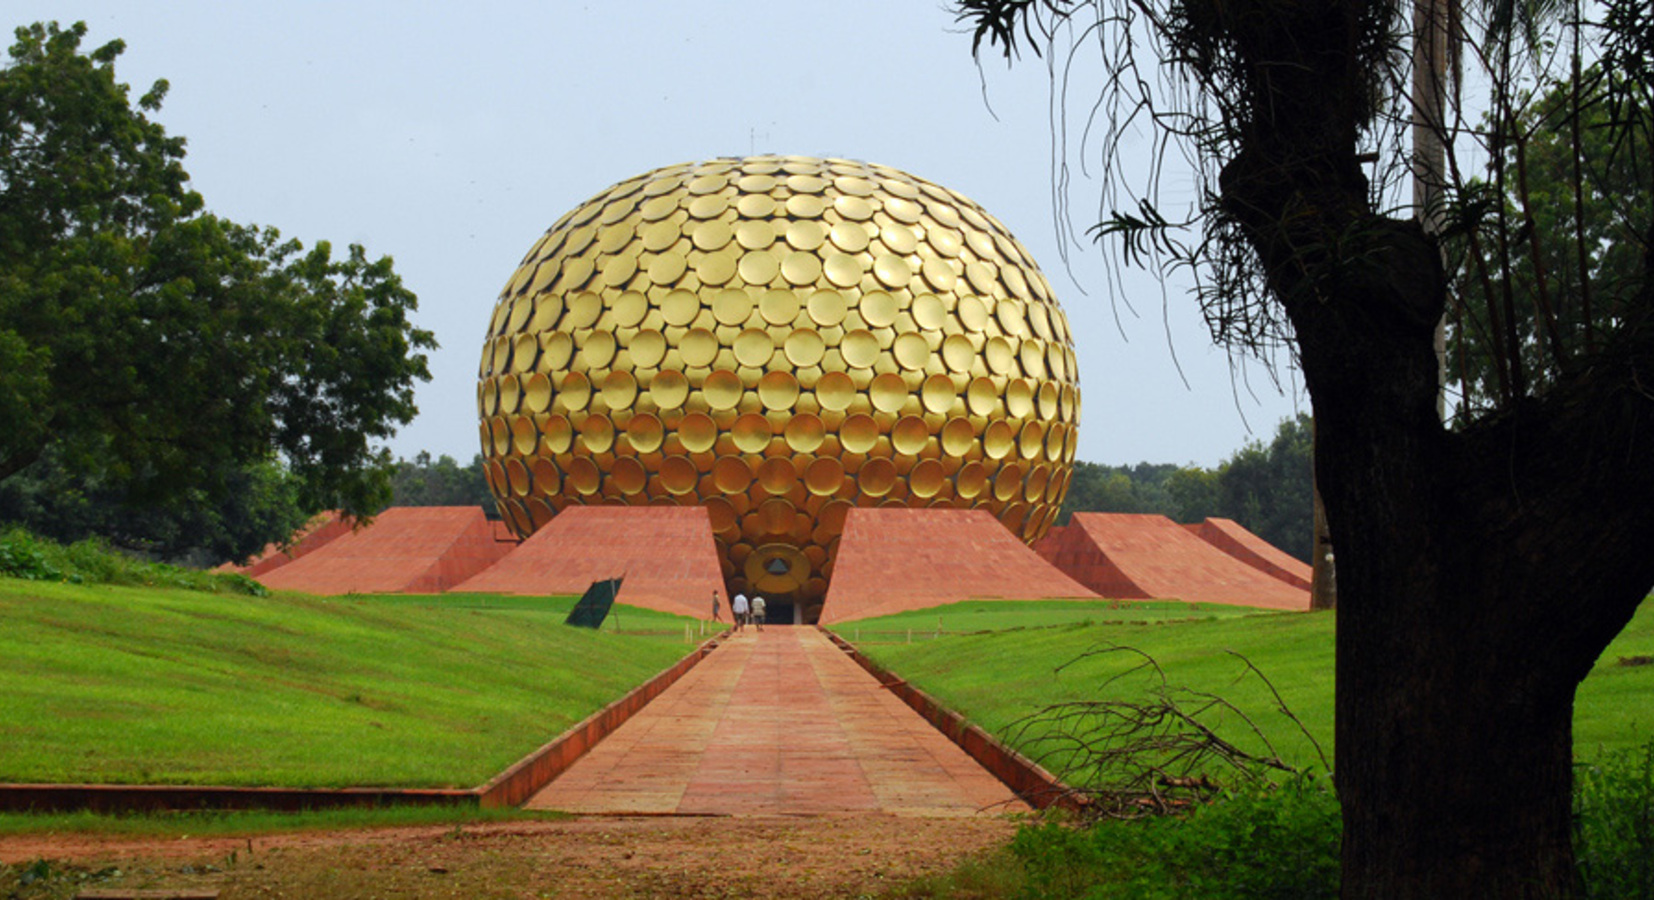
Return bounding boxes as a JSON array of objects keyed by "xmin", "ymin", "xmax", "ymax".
[{"xmin": 478, "ymin": 156, "xmax": 1080, "ymax": 618}]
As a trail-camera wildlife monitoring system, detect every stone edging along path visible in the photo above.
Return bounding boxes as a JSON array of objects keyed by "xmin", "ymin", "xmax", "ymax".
[
  {"xmin": 819, "ymin": 629, "xmax": 1089, "ymax": 814},
  {"xmin": 0, "ymin": 636, "xmax": 726, "ymax": 815}
]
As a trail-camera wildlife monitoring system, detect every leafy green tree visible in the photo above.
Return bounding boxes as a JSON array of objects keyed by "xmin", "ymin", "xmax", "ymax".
[
  {"xmin": 0, "ymin": 22, "xmax": 434, "ymax": 523},
  {"xmin": 962, "ymin": 0, "xmax": 1653, "ymax": 894},
  {"xmin": 1164, "ymin": 465, "xmax": 1220, "ymax": 524},
  {"xmin": 388, "ymin": 452, "xmax": 495, "ymax": 512},
  {"xmin": 0, "ymin": 444, "xmax": 309, "ymax": 564},
  {"xmin": 1059, "ymin": 460, "xmax": 1185, "ymax": 522},
  {"xmin": 1216, "ymin": 414, "xmax": 1313, "ymax": 562},
  {"xmin": 1447, "ymin": 67, "xmax": 1653, "ymax": 412}
]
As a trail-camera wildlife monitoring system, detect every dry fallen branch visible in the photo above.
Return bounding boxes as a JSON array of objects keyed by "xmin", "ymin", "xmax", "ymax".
[{"xmin": 1006, "ymin": 643, "xmax": 1325, "ymax": 820}]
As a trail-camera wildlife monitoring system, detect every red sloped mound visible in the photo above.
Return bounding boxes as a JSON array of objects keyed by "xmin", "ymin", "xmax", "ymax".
[
  {"xmin": 819, "ymin": 508, "xmax": 1098, "ymax": 624},
  {"xmin": 454, "ymin": 505, "xmax": 722, "ymax": 620},
  {"xmin": 217, "ymin": 511, "xmax": 352, "ymax": 577},
  {"xmin": 1051, "ymin": 513, "xmax": 1308, "ymax": 611},
  {"xmin": 256, "ymin": 506, "xmax": 515, "ymax": 595},
  {"xmin": 1187, "ymin": 517, "xmax": 1313, "ymax": 590}
]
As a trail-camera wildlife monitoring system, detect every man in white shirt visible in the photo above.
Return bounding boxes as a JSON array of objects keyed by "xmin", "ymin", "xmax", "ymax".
[{"xmin": 731, "ymin": 593, "xmax": 749, "ymax": 632}]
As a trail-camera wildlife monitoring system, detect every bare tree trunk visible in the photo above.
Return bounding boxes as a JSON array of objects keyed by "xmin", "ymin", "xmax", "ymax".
[
  {"xmin": 1309, "ymin": 464, "xmax": 1335, "ymax": 610},
  {"xmin": 1223, "ymin": 89, "xmax": 1654, "ymax": 900},
  {"xmin": 1413, "ymin": 0, "xmax": 1451, "ymax": 421}
]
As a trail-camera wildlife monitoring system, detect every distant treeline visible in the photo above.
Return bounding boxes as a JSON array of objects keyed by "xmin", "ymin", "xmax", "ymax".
[
  {"xmin": 0, "ymin": 418, "xmax": 1311, "ymax": 566},
  {"xmin": 1060, "ymin": 414, "xmax": 1312, "ymax": 562},
  {"xmin": 386, "ymin": 452, "xmax": 495, "ymax": 511}
]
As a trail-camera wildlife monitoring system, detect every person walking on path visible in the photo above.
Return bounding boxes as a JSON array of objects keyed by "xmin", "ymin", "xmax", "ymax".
[
  {"xmin": 751, "ymin": 595, "xmax": 767, "ymax": 631},
  {"xmin": 731, "ymin": 593, "xmax": 749, "ymax": 632},
  {"xmin": 711, "ymin": 590, "xmax": 723, "ymax": 623}
]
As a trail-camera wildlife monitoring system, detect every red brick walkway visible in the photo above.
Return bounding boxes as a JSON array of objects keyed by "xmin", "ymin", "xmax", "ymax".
[{"xmin": 526, "ymin": 627, "xmax": 1026, "ymax": 817}]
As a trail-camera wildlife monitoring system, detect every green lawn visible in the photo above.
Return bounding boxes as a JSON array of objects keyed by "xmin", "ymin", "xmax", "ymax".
[
  {"xmin": 0, "ymin": 580, "xmax": 700, "ymax": 789},
  {"xmin": 836, "ymin": 596, "xmax": 1654, "ymax": 783}
]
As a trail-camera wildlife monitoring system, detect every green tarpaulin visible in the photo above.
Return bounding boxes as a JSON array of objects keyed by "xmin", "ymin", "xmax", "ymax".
[{"xmin": 565, "ymin": 577, "xmax": 622, "ymax": 629}]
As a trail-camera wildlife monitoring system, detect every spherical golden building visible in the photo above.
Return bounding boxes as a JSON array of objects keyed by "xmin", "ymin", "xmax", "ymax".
[{"xmin": 478, "ymin": 156, "xmax": 1080, "ymax": 621}]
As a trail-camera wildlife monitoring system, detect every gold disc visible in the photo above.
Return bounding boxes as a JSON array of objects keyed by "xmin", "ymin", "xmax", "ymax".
[
  {"xmin": 757, "ymin": 370, "xmax": 800, "ymax": 410},
  {"xmin": 859, "ymin": 457, "xmax": 898, "ymax": 497},
  {"xmin": 815, "ymin": 371, "xmax": 856, "ymax": 411},
  {"xmin": 891, "ymin": 416, "xmax": 929, "ymax": 455},
  {"xmin": 840, "ymin": 414, "xmax": 879, "ymax": 453},
  {"xmin": 784, "ymin": 413, "xmax": 826, "ymax": 453},
  {"xmin": 702, "ymin": 369, "xmax": 744, "ymax": 410},
  {"xmin": 731, "ymin": 413, "xmax": 773, "ymax": 454},
  {"xmin": 649, "ymin": 370, "xmax": 689, "ymax": 409},
  {"xmin": 804, "ymin": 456, "xmax": 844, "ymax": 496}
]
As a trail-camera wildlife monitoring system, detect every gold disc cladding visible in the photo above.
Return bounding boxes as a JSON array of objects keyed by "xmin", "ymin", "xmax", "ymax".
[
  {"xmin": 558, "ymin": 372, "xmax": 591, "ymax": 411},
  {"xmin": 910, "ymin": 459, "xmax": 946, "ymax": 498},
  {"xmin": 761, "ymin": 288, "xmax": 801, "ymax": 325},
  {"xmin": 784, "ymin": 329, "xmax": 826, "ymax": 367},
  {"xmin": 784, "ymin": 413, "xmax": 826, "ymax": 453},
  {"xmin": 891, "ymin": 416, "xmax": 928, "ymax": 455},
  {"xmin": 830, "ymin": 221, "xmax": 870, "ymax": 253},
  {"xmin": 543, "ymin": 415, "xmax": 573, "ymax": 453},
  {"xmin": 681, "ymin": 328, "xmax": 719, "ymax": 368},
  {"xmin": 713, "ymin": 456, "xmax": 752, "ymax": 493},
  {"xmin": 859, "ymin": 458, "xmax": 897, "ymax": 496},
  {"xmin": 731, "ymin": 413, "xmax": 773, "ymax": 453},
  {"xmin": 869, "ymin": 373, "xmax": 908, "ymax": 414},
  {"xmin": 738, "ymin": 251, "xmax": 780, "ymax": 285},
  {"xmin": 630, "ymin": 330, "xmax": 667, "ymax": 367},
  {"xmin": 893, "ymin": 333, "xmax": 930, "ymax": 370},
  {"xmin": 650, "ymin": 371, "xmax": 689, "ymax": 409},
  {"xmin": 840, "ymin": 414, "xmax": 878, "ymax": 453},
  {"xmin": 678, "ymin": 412, "xmax": 717, "ymax": 453},
  {"xmin": 480, "ymin": 155, "xmax": 1081, "ymax": 602},
  {"xmin": 757, "ymin": 371, "xmax": 800, "ymax": 410},
  {"xmin": 921, "ymin": 375, "xmax": 957, "ymax": 414},
  {"xmin": 941, "ymin": 417, "xmax": 975, "ymax": 456},
  {"xmin": 703, "ymin": 370, "xmax": 743, "ymax": 410},
  {"xmin": 627, "ymin": 414, "xmax": 664, "ymax": 453},
  {"xmin": 807, "ymin": 289, "xmax": 847, "ymax": 327},
  {"xmin": 734, "ymin": 329, "xmax": 775, "ymax": 368},
  {"xmin": 804, "ymin": 456, "xmax": 844, "ymax": 496},
  {"xmin": 781, "ymin": 251, "xmax": 823, "ymax": 285},
  {"xmin": 815, "ymin": 371, "xmax": 856, "ymax": 411},
  {"xmin": 841, "ymin": 330, "xmax": 879, "ymax": 369},
  {"xmin": 601, "ymin": 370, "xmax": 638, "ymax": 408}
]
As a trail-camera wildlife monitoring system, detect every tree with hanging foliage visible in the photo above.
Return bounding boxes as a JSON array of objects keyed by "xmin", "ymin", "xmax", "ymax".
[{"xmin": 957, "ymin": 0, "xmax": 1653, "ymax": 895}]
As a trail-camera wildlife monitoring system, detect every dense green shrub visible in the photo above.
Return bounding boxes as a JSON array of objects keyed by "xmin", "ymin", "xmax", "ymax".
[
  {"xmin": 1577, "ymin": 741, "xmax": 1654, "ymax": 899},
  {"xmin": 0, "ymin": 526, "xmax": 264, "ymax": 595},
  {"xmin": 897, "ymin": 738, "xmax": 1654, "ymax": 900},
  {"xmin": 1009, "ymin": 777, "xmax": 1341, "ymax": 900}
]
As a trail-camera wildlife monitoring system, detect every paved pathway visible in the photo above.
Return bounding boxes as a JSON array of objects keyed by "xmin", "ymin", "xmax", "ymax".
[{"xmin": 526, "ymin": 626, "xmax": 1026, "ymax": 816}]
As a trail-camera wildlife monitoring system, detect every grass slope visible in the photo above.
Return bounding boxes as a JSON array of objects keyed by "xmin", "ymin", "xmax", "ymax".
[
  {"xmin": 838, "ymin": 597, "xmax": 1654, "ymax": 782},
  {"xmin": 0, "ymin": 580, "xmax": 699, "ymax": 789}
]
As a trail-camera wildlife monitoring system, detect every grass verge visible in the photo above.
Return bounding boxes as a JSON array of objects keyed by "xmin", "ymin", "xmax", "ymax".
[
  {"xmin": 837, "ymin": 595, "xmax": 1654, "ymax": 781},
  {"xmin": 0, "ymin": 579, "xmax": 700, "ymax": 788},
  {"xmin": 0, "ymin": 804, "xmax": 564, "ymax": 839}
]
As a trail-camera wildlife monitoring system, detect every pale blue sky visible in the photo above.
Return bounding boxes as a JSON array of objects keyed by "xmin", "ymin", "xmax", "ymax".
[{"xmin": 15, "ymin": 1, "xmax": 1303, "ymax": 467}]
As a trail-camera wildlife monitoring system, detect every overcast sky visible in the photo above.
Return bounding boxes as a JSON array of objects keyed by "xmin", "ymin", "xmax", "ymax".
[{"xmin": 17, "ymin": 1, "xmax": 1304, "ymax": 468}]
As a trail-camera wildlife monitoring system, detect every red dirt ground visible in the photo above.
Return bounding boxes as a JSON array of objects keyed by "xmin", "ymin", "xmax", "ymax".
[{"xmin": 0, "ymin": 815, "xmax": 1021, "ymax": 898}]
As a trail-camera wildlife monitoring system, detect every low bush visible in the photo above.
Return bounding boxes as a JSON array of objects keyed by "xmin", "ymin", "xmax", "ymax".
[
  {"xmin": 1576, "ymin": 740, "xmax": 1654, "ymax": 899},
  {"xmin": 1008, "ymin": 777, "xmax": 1340, "ymax": 900},
  {"xmin": 0, "ymin": 526, "xmax": 264, "ymax": 595},
  {"xmin": 896, "ymin": 737, "xmax": 1654, "ymax": 899}
]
